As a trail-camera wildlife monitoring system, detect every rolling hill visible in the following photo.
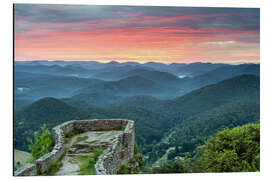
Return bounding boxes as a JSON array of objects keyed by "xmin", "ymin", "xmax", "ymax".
[
  {"xmin": 164, "ymin": 74, "xmax": 259, "ymax": 118},
  {"xmin": 114, "ymin": 95, "xmax": 163, "ymax": 111},
  {"xmin": 14, "ymin": 97, "xmax": 87, "ymax": 151},
  {"xmin": 144, "ymin": 75, "xmax": 260, "ymax": 163},
  {"xmin": 15, "ymin": 64, "xmax": 97, "ymax": 78},
  {"xmin": 14, "ymin": 73, "xmax": 260, "ymax": 167},
  {"xmin": 114, "ymin": 75, "xmax": 259, "ymax": 119},
  {"xmin": 147, "ymin": 100, "xmax": 260, "ymax": 164},
  {"xmin": 173, "ymin": 62, "xmax": 228, "ymax": 77},
  {"xmin": 14, "ymin": 97, "xmax": 172, "ymax": 152},
  {"xmin": 74, "ymin": 75, "xmax": 178, "ymax": 99},
  {"xmin": 13, "ymin": 60, "xmax": 261, "ymax": 171},
  {"xmin": 178, "ymin": 63, "xmax": 260, "ymax": 93},
  {"xmin": 71, "ymin": 92, "xmax": 122, "ymax": 107},
  {"xmin": 14, "ymin": 72, "xmax": 103, "ymax": 101},
  {"xmin": 92, "ymin": 65, "xmax": 154, "ymax": 81}
]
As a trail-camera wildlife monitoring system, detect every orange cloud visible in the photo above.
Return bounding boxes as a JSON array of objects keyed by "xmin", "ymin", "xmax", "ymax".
[{"xmin": 14, "ymin": 6, "xmax": 260, "ymax": 63}]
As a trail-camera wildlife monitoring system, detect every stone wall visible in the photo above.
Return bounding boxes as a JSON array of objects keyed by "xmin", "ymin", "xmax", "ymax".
[
  {"xmin": 95, "ymin": 119, "xmax": 135, "ymax": 174},
  {"xmin": 14, "ymin": 119, "xmax": 135, "ymax": 176}
]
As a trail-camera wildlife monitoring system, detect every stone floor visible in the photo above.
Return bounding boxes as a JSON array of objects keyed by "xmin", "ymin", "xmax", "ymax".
[{"xmin": 55, "ymin": 130, "xmax": 122, "ymax": 176}]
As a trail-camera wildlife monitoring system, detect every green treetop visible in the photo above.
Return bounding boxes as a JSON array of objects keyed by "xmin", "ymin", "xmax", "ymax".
[{"xmin": 194, "ymin": 123, "xmax": 260, "ymax": 172}]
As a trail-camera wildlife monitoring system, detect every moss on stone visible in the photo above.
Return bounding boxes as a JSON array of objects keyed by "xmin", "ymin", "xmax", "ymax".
[
  {"xmin": 73, "ymin": 136, "xmax": 89, "ymax": 145},
  {"xmin": 42, "ymin": 148, "xmax": 67, "ymax": 176}
]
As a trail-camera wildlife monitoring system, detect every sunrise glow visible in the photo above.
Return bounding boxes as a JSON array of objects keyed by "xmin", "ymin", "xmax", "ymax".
[{"xmin": 14, "ymin": 4, "xmax": 260, "ymax": 63}]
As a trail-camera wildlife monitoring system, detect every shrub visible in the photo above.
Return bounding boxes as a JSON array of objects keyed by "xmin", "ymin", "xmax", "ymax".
[
  {"xmin": 27, "ymin": 124, "xmax": 53, "ymax": 161},
  {"xmin": 194, "ymin": 123, "xmax": 260, "ymax": 172}
]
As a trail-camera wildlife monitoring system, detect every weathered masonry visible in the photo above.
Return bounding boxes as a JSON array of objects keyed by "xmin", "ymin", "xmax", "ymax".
[{"xmin": 14, "ymin": 119, "xmax": 135, "ymax": 176}]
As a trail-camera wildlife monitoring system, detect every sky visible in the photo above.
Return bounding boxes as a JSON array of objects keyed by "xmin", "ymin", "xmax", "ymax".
[{"xmin": 14, "ymin": 4, "xmax": 260, "ymax": 63}]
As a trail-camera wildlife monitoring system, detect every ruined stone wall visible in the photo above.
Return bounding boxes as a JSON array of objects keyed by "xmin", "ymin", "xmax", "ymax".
[
  {"xmin": 14, "ymin": 119, "xmax": 135, "ymax": 176},
  {"xmin": 95, "ymin": 119, "xmax": 135, "ymax": 174}
]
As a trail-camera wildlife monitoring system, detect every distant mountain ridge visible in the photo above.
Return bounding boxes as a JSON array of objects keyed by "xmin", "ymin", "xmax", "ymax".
[
  {"xmin": 73, "ymin": 75, "xmax": 178, "ymax": 99},
  {"xmin": 15, "ymin": 61, "xmax": 255, "ymax": 78},
  {"xmin": 14, "ymin": 71, "xmax": 103, "ymax": 101},
  {"xmin": 115, "ymin": 74, "xmax": 260, "ymax": 118},
  {"xmin": 14, "ymin": 62, "xmax": 260, "ymax": 105},
  {"xmin": 14, "ymin": 60, "xmax": 260, "ymax": 168},
  {"xmin": 14, "ymin": 74, "xmax": 260, "ymax": 153}
]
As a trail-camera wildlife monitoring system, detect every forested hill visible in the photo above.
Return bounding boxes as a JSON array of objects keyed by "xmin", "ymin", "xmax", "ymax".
[
  {"xmin": 145, "ymin": 75, "xmax": 259, "ymax": 164},
  {"xmin": 167, "ymin": 100, "xmax": 259, "ymax": 157},
  {"xmin": 14, "ymin": 63, "xmax": 259, "ymax": 105},
  {"xmin": 73, "ymin": 75, "xmax": 178, "ymax": 98},
  {"xmin": 14, "ymin": 97, "xmax": 87, "ymax": 150},
  {"xmin": 14, "ymin": 74, "xmax": 259, "ymax": 155},
  {"xmin": 163, "ymin": 74, "xmax": 259, "ymax": 118},
  {"xmin": 14, "ymin": 97, "xmax": 172, "ymax": 151},
  {"xmin": 14, "ymin": 71, "xmax": 102, "ymax": 100},
  {"xmin": 115, "ymin": 74, "xmax": 259, "ymax": 118}
]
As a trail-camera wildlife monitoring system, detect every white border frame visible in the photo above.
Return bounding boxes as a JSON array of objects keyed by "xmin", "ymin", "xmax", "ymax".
[{"xmin": 1, "ymin": 0, "xmax": 269, "ymax": 180}]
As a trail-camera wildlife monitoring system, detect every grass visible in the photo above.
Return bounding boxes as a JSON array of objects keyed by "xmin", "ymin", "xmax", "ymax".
[
  {"xmin": 73, "ymin": 136, "xmax": 88, "ymax": 144},
  {"xmin": 64, "ymin": 128, "xmax": 85, "ymax": 139},
  {"xmin": 71, "ymin": 136, "xmax": 89, "ymax": 147},
  {"xmin": 73, "ymin": 148, "xmax": 104, "ymax": 175},
  {"xmin": 64, "ymin": 131, "xmax": 75, "ymax": 139},
  {"xmin": 122, "ymin": 125, "xmax": 126, "ymax": 131},
  {"xmin": 110, "ymin": 131, "xmax": 121, "ymax": 136},
  {"xmin": 42, "ymin": 148, "xmax": 67, "ymax": 176},
  {"xmin": 117, "ymin": 143, "xmax": 144, "ymax": 174}
]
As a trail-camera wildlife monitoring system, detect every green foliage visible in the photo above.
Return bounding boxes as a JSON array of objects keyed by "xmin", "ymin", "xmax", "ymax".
[
  {"xmin": 134, "ymin": 143, "xmax": 140, "ymax": 155},
  {"xmin": 167, "ymin": 146, "xmax": 181, "ymax": 160},
  {"xmin": 122, "ymin": 124, "xmax": 126, "ymax": 131},
  {"xmin": 173, "ymin": 100, "xmax": 259, "ymax": 152},
  {"xmin": 64, "ymin": 131, "xmax": 74, "ymax": 139},
  {"xmin": 27, "ymin": 124, "xmax": 53, "ymax": 161},
  {"xmin": 118, "ymin": 143, "xmax": 145, "ymax": 174},
  {"xmin": 113, "ymin": 75, "xmax": 260, "ymax": 163},
  {"xmin": 75, "ymin": 75, "xmax": 177, "ymax": 99},
  {"xmin": 75, "ymin": 148, "xmax": 104, "ymax": 175},
  {"xmin": 152, "ymin": 161, "xmax": 189, "ymax": 174},
  {"xmin": 193, "ymin": 123, "xmax": 260, "ymax": 172},
  {"xmin": 15, "ymin": 97, "xmax": 87, "ymax": 151},
  {"xmin": 14, "ymin": 96, "xmax": 173, "ymax": 153},
  {"xmin": 102, "ymin": 106, "xmax": 175, "ymax": 147},
  {"xmin": 14, "ymin": 71, "xmax": 102, "ymax": 102},
  {"xmin": 42, "ymin": 148, "xmax": 67, "ymax": 176},
  {"xmin": 14, "ymin": 74, "xmax": 260, "ymax": 173},
  {"xmin": 148, "ymin": 100, "xmax": 259, "ymax": 164},
  {"xmin": 118, "ymin": 164, "xmax": 130, "ymax": 174},
  {"xmin": 74, "ymin": 136, "xmax": 88, "ymax": 144},
  {"xmin": 64, "ymin": 127, "xmax": 85, "ymax": 139}
]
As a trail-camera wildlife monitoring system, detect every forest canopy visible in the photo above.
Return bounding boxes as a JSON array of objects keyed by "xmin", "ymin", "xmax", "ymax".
[{"xmin": 193, "ymin": 123, "xmax": 260, "ymax": 172}]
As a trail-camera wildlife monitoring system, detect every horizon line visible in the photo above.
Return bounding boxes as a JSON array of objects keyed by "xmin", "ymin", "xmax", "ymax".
[{"xmin": 14, "ymin": 59, "xmax": 260, "ymax": 65}]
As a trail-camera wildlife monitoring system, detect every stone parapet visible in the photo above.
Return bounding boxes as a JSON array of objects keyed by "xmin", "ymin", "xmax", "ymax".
[{"xmin": 14, "ymin": 119, "xmax": 135, "ymax": 176}]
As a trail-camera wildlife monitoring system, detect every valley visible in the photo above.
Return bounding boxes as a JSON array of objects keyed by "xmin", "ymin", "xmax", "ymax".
[{"xmin": 13, "ymin": 61, "xmax": 260, "ymax": 173}]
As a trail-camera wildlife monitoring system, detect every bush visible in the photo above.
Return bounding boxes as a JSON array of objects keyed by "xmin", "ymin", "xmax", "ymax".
[
  {"xmin": 118, "ymin": 164, "xmax": 130, "ymax": 174},
  {"xmin": 152, "ymin": 161, "xmax": 189, "ymax": 174},
  {"xmin": 194, "ymin": 123, "xmax": 260, "ymax": 172},
  {"xmin": 27, "ymin": 124, "xmax": 53, "ymax": 161}
]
